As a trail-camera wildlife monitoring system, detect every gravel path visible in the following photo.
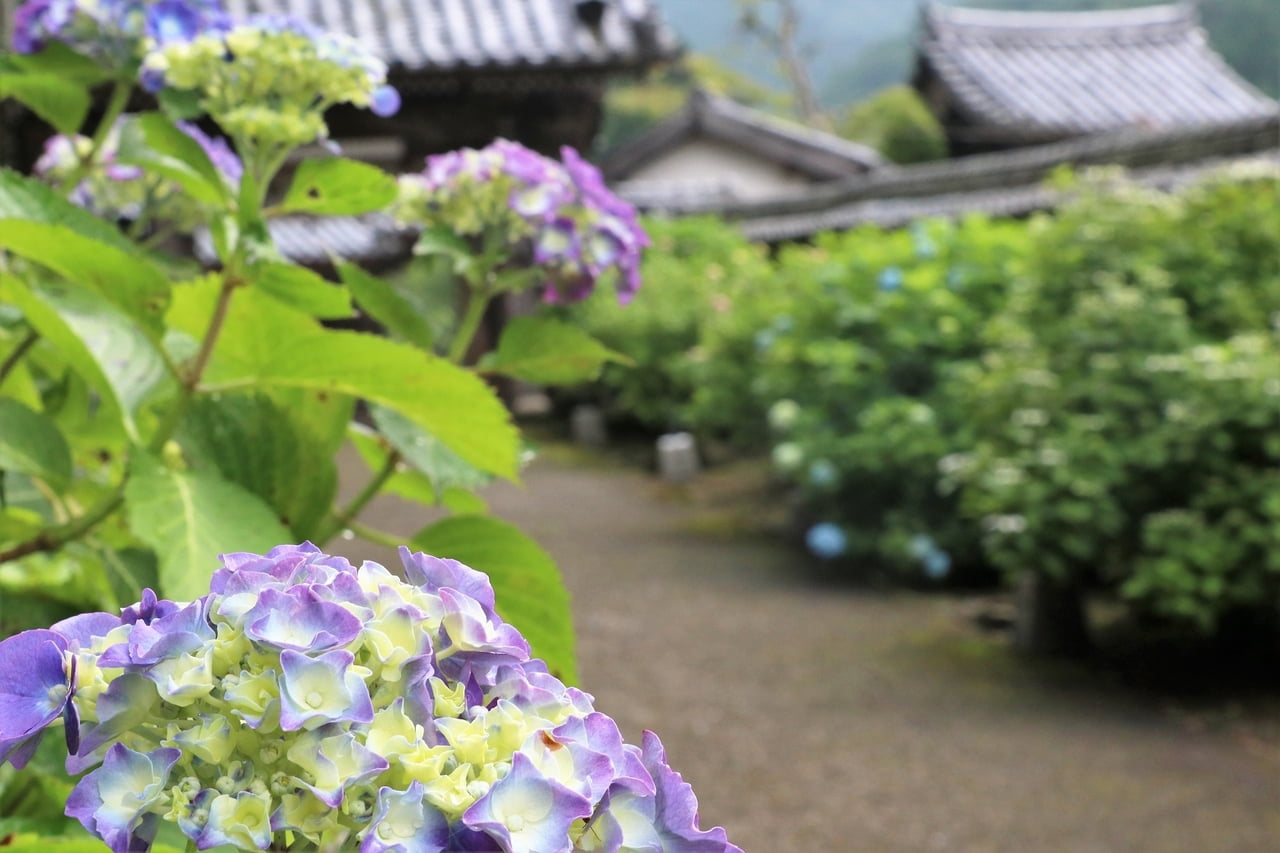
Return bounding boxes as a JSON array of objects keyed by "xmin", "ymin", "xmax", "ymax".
[{"xmin": 334, "ymin": 448, "xmax": 1280, "ymax": 853}]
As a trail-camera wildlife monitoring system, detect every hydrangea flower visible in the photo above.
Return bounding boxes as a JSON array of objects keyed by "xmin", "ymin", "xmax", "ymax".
[
  {"xmin": 34, "ymin": 115, "xmax": 240, "ymax": 227},
  {"xmin": 141, "ymin": 13, "xmax": 399, "ymax": 147},
  {"xmin": 805, "ymin": 523, "xmax": 848, "ymax": 560},
  {"xmin": 877, "ymin": 266, "xmax": 904, "ymax": 293},
  {"xmin": 0, "ymin": 543, "xmax": 740, "ymax": 853},
  {"xmin": 767, "ymin": 399, "xmax": 801, "ymax": 433},
  {"xmin": 12, "ymin": 0, "xmax": 227, "ymax": 68},
  {"xmin": 395, "ymin": 140, "xmax": 649, "ymax": 305}
]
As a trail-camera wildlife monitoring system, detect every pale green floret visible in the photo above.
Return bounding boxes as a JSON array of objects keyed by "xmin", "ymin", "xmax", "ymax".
[
  {"xmin": 206, "ymin": 791, "xmax": 273, "ymax": 849},
  {"xmin": 166, "ymin": 715, "xmax": 234, "ymax": 765},
  {"xmin": 148, "ymin": 647, "xmax": 216, "ymax": 706}
]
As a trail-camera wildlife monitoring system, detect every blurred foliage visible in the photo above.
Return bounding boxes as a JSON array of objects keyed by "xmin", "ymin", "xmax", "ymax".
[
  {"xmin": 569, "ymin": 165, "xmax": 1280, "ymax": 630},
  {"xmin": 837, "ymin": 85, "xmax": 948, "ymax": 164},
  {"xmin": 955, "ymin": 167, "xmax": 1280, "ymax": 630},
  {"xmin": 561, "ymin": 216, "xmax": 774, "ymax": 433}
]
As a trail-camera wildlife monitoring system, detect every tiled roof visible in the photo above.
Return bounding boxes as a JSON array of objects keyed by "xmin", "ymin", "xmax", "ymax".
[
  {"xmin": 223, "ymin": 0, "xmax": 679, "ymax": 75},
  {"xmin": 734, "ymin": 115, "xmax": 1280, "ymax": 241},
  {"xmin": 603, "ymin": 91, "xmax": 887, "ymax": 186},
  {"xmin": 918, "ymin": 2, "xmax": 1278, "ymax": 139},
  {"xmin": 194, "ymin": 213, "xmax": 415, "ymax": 270}
]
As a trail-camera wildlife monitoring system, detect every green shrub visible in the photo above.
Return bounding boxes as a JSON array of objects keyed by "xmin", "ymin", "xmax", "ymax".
[
  {"xmin": 566, "ymin": 216, "xmax": 773, "ymax": 434},
  {"xmin": 720, "ymin": 217, "xmax": 1028, "ymax": 578},
  {"xmin": 954, "ymin": 169, "xmax": 1280, "ymax": 629}
]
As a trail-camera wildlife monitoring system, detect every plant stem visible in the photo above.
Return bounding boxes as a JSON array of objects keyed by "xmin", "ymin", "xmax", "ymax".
[
  {"xmin": 0, "ymin": 491, "xmax": 123, "ymax": 564},
  {"xmin": 0, "ymin": 329, "xmax": 38, "ymax": 386},
  {"xmin": 59, "ymin": 79, "xmax": 132, "ymax": 196},
  {"xmin": 447, "ymin": 288, "xmax": 493, "ymax": 364},
  {"xmin": 147, "ymin": 273, "xmax": 242, "ymax": 454},
  {"xmin": 348, "ymin": 520, "xmax": 406, "ymax": 549},
  {"xmin": 316, "ymin": 449, "xmax": 402, "ymax": 545}
]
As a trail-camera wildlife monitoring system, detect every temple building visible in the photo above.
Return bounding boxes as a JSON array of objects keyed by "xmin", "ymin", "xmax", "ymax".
[
  {"xmin": 601, "ymin": 90, "xmax": 887, "ymax": 214},
  {"xmin": 911, "ymin": 2, "xmax": 1278, "ymax": 156}
]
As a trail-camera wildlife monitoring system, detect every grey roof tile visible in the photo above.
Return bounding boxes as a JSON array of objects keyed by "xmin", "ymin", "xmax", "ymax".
[
  {"xmin": 919, "ymin": 2, "xmax": 1278, "ymax": 137},
  {"xmin": 734, "ymin": 115, "xmax": 1280, "ymax": 240},
  {"xmin": 223, "ymin": 0, "xmax": 679, "ymax": 73}
]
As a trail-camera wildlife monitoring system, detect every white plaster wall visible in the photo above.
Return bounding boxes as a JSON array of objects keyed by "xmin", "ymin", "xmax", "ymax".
[{"xmin": 627, "ymin": 137, "xmax": 814, "ymax": 201}]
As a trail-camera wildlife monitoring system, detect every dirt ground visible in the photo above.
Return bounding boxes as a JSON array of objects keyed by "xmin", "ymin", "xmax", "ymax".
[{"xmin": 332, "ymin": 443, "xmax": 1280, "ymax": 853}]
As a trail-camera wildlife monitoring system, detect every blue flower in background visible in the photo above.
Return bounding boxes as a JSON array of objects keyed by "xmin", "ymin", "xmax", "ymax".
[
  {"xmin": 754, "ymin": 329, "xmax": 777, "ymax": 353},
  {"xmin": 807, "ymin": 459, "xmax": 839, "ymax": 488},
  {"xmin": 907, "ymin": 534, "xmax": 936, "ymax": 561},
  {"xmin": 773, "ymin": 315, "xmax": 795, "ymax": 333},
  {"xmin": 878, "ymin": 266, "xmax": 903, "ymax": 292},
  {"xmin": 923, "ymin": 548, "xmax": 952, "ymax": 580},
  {"xmin": 946, "ymin": 267, "xmax": 966, "ymax": 291},
  {"xmin": 911, "ymin": 225, "xmax": 937, "ymax": 260},
  {"xmin": 805, "ymin": 523, "xmax": 847, "ymax": 560}
]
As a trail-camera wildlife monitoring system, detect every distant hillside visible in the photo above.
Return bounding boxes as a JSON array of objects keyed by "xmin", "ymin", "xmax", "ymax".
[{"xmin": 657, "ymin": 0, "xmax": 1280, "ymax": 106}]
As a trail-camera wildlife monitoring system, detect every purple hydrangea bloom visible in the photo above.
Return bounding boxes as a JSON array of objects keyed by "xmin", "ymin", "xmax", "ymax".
[
  {"xmin": 65, "ymin": 743, "xmax": 181, "ymax": 853},
  {"xmin": 0, "ymin": 543, "xmax": 739, "ymax": 852},
  {"xmin": 0, "ymin": 629, "xmax": 72, "ymax": 768},
  {"xmin": 461, "ymin": 751, "xmax": 593, "ymax": 853},
  {"xmin": 401, "ymin": 139, "xmax": 648, "ymax": 305}
]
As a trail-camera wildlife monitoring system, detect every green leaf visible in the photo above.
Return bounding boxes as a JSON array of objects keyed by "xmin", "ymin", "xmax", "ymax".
[
  {"xmin": 0, "ymin": 169, "xmax": 138, "ymax": 253},
  {"xmin": 0, "ymin": 545, "xmax": 115, "ymax": 616},
  {"xmin": 6, "ymin": 42, "xmax": 111, "ymax": 85},
  {"xmin": 124, "ymin": 453, "xmax": 293, "ymax": 601},
  {"xmin": 348, "ymin": 422, "xmax": 440, "ymax": 507},
  {"xmin": 441, "ymin": 486, "xmax": 488, "ymax": 516},
  {"xmin": 97, "ymin": 546, "xmax": 158, "ymax": 612},
  {"xmin": 0, "ymin": 73, "xmax": 89, "ymax": 134},
  {"xmin": 410, "ymin": 515, "xmax": 578, "ymax": 684},
  {"xmin": 371, "ymin": 404, "xmax": 490, "ymax": 498},
  {"xmin": 168, "ymin": 282, "xmax": 519, "ymax": 479},
  {"xmin": 0, "ymin": 220, "xmax": 170, "ymax": 331},
  {"xmin": 337, "ymin": 261, "xmax": 434, "ymax": 349},
  {"xmin": 252, "ymin": 261, "xmax": 352, "ymax": 319},
  {"xmin": 0, "ymin": 398, "xmax": 72, "ymax": 493},
  {"xmin": 280, "ymin": 158, "xmax": 397, "ymax": 216},
  {"xmin": 1, "ymin": 276, "xmax": 170, "ymax": 442},
  {"xmin": 414, "ymin": 224, "xmax": 473, "ymax": 273},
  {"xmin": 116, "ymin": 113, "xmax": 230, "ymax": 205},
  {"xmin": 480, "ymin": 316, "xmax": 632, "ymax": 385},
  {"xmin": 179, "ymin": 394, "xmax": 338, "ymax": 541}
]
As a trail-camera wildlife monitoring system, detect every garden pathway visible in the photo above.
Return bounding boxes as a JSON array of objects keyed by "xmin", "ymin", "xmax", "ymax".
[{"xmin": 334, "ymin": 445, "xmax": 1280, "ymax": 853}]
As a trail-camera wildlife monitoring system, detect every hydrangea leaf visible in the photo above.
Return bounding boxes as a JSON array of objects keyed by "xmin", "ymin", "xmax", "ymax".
[
  {"xmin": 178, "ymin": 394, "xmax": 339, "ymax": 542},
  {"xmin": 479, "ymin": 316, "xmax": 632, "ymax": 386},
  {"xmin": 280, "ymin": 158, "xmax": 397, "ymax": 216},
  {"xmin": 410, "ymin": 515, "xmax": 578, "ymax": 684},
  {"xmin": 370, "ymin": 404, "xmax": 491, "ymax": 499},
  {"xmin": 0, "ymin": 169, "xmax": 136, "ymax": 253},
  {"xmin": 124, "ymin": 454, "xmax": 293, "ymax": 601},
  {"xmin": 5, "ymin": 41, "xmax": 111, "ymax": 85},
  {"xmin": 0, "ymin": 73, "xmax": 89, "ymax": 135},
  {"xmin": 251, "ymin": 261, "xmax": 352, "ymax": 320},
  {"xmin": 115, "ymin": 113, "xmax": 229, "ymax": 205},
  {"xmin": 0, "ymin": 276, "xmax": 170, "ymax": 442},
  {"xmin": 0, "ymin": 220, "xmax": 169, "ymax": 332},
  {"xmin": 347, "ymin": 422, "xmax": 441, "ymax": 508},
  {"xmin": 0, "ymin": 399, "xmax": 73, "ymax": 494},
  {"xmin": 168, "ymin": 281, "xmax": 518, "ymax": 479},
  {"xmin": 336, "ymin": 261, "xmax": 434, "ymax": 350}
]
